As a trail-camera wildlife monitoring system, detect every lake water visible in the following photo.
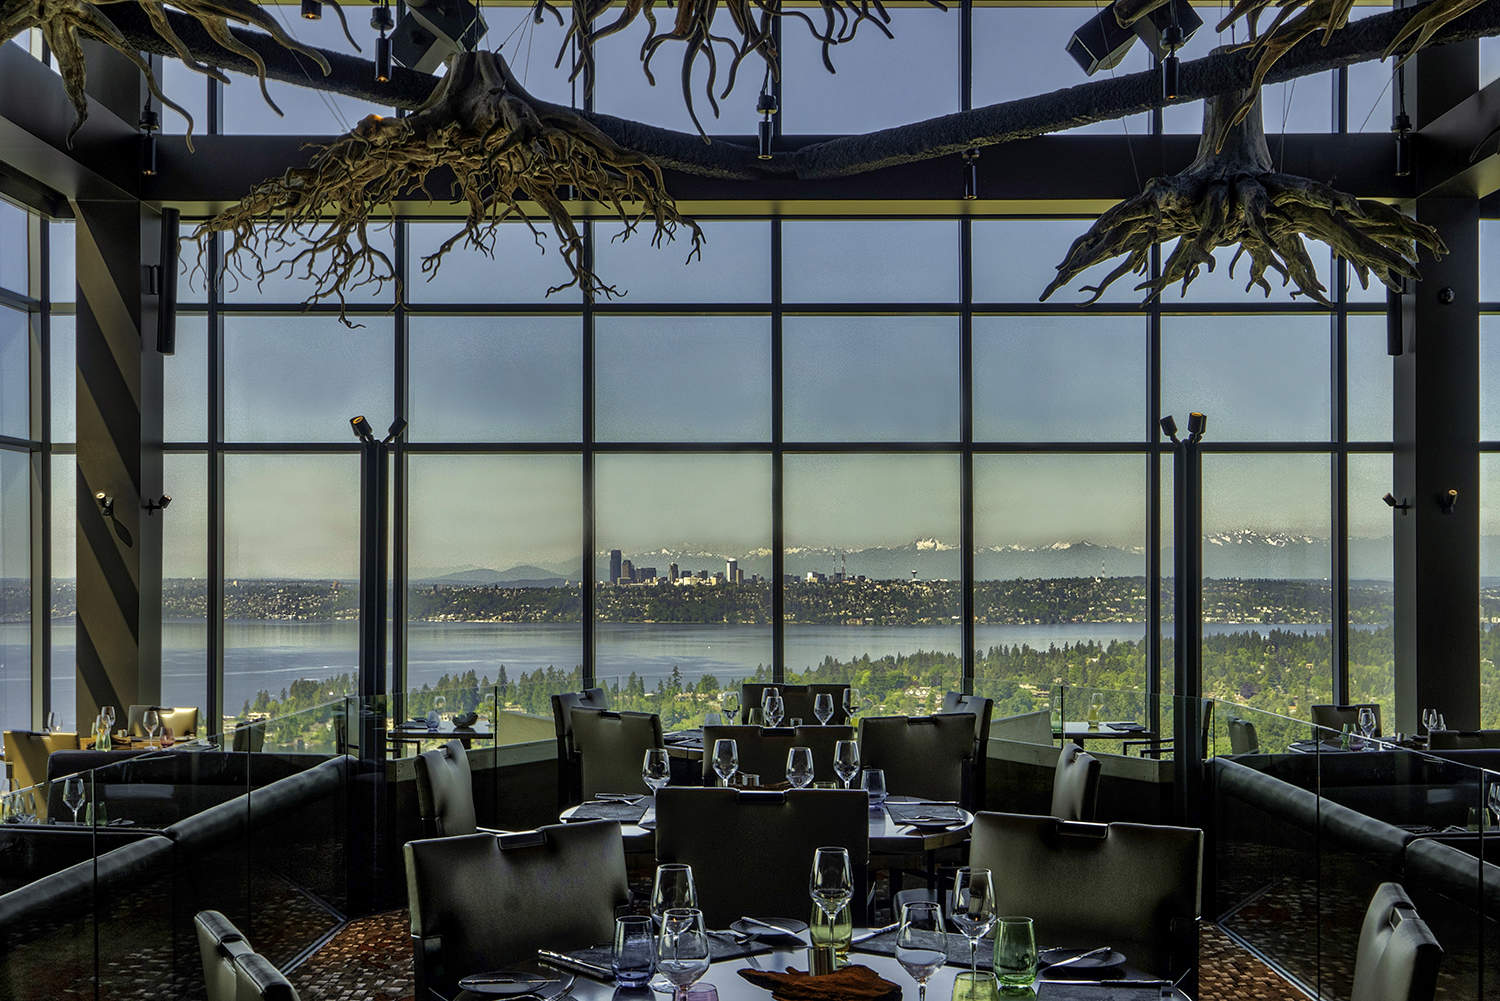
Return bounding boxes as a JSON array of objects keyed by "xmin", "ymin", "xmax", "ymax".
[{"xmin": 0, "ymin": 618, "xmax": 1341, "ymax": 726}]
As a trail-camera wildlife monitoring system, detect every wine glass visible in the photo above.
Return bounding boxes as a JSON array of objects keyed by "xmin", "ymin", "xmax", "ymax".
[
  {"xmin": 993, "ymin": 917, "xmax": 1037, "ymax": 993},
  {"xmin": 764, "ymin": 692, "xmax": 785, "ymax": 728},
  {"xmin": 843, "ymin": 688, "xmax": 862, "ymax": 721},
  {"xmin": 1358, "ymin": 707, "xmax": 1377, "ymax": 745},
  {"xmin": 861, "ymin": 767, "xmax": 887, "ymax": 804},
  {"xmin": 950, "ymin": 867, "xmax": 997, "ymax": 979},
  {"xmin": 643, "ymin": 748, "xmax": 671, "ymax": 795},
  {"xmin": 786, "ymin": 746, "xmax": 814, "ymax": 789},
  {"xmin": 713, "ymin": 738, "xmax": 739, "ymax": 787},
  {"xmin": 896, "ymin": 901, "xmax": 947, "ymax": 1001},
  {"xmin": 62, "ymin": 776, "xmax": 85, "ymax": 825},
  {"xmin": 814, "ymin": 694, "xmax": 835, "ymax": 726},
  {"xmin": 810, "ymin": 846, "xmax": 853, "ymax": 918},
  {"xmin": 833, "ymin": 740, "xmax": 860, "ymax": 789},
  {"xmin": 761, "ymin": 687, "xmax": 778, "ymax": 715},
  {"xmin": 723, "ymin": 691, "xmax": 740, "ymax": 724},
  {"xmin": 1422, "ymin": 708, "xmax": 1438, "ymax": 734},
  {"xmin": 45, "ymin": 711, "xmax": 60, "ymax": 734},
  {"xmin": 651, "ymin": 864, "xmax": 698, "ymax": 992},
  {"xmin": 656, "ymin": 908, "xmax": 711, "ymax": 1001},
  {"xmin": 143, "ymin": 709, "xmax": 160, "ymax": 746}
]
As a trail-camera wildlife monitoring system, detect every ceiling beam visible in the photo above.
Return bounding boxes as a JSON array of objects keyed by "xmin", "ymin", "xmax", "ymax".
[{"xmin": 1417, "ymin": 78, "xmax": 1500, "ymax": 199}]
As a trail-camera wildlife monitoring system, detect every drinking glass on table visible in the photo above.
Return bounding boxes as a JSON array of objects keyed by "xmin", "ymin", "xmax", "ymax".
[
  {"xmin": 614, "ymin": 915, "xmax": 657, "ymax": 988},
  {"xmin": 1421, "ymin": 708, "xmax": 1438, "ymax": 734},
  {"xmin": 814, "ymin": 694, "xmax": 835, "ymax": 726},
  {"xmin": 143, "ymin": 709, "xmax": 160, "ymax": 746},
  {"xmin": 843, "ymin": 688, "xmax": 862, "ymax": 721},
  {"xmin": 896, "ymin": 901, "xmax": 947, "ymax": 1001},
  {"xmin": 643, "ymin": 748, "xmax": 671, "ymax": 795},
  {"xmin": 722, "ymin": 692, "xmax": 740, "ymax": 724},
  {"xmin": 786, "ymin": 747, "xmax": 814, "ymax": 789},
  {"xmin": 102, "ymin": 705, "xmax": 116, "ymax": 730},
  {"xmin": 861, "ymin": 768, "xmax": 887, "ymax": 805},
  {"xmin": 810, "ymin": 846, "xmax": 854, "ymax": 918},
  {"xmin": 651, "ymin": 864, "xmax": 698, "ymax": 992},
  {"xmin": 656, "ymin": 908, "xmax": 711, "ymax": 1001},
  {"xmin": 1358, "ymin": 707, "xmax": 1377, "ymax": 744},
  {"xmin": 833, "ymin": 741, "xmax": 860, "ymax": 789},
  {"xmin": 764, "ymin": 692, "xmax": 784, "ymax": 728},
  {"xmin": 62, "ymin": 776, "xmax": 85, "ymax": 825},
  {"xmin": 712, "ymin": 739, "xmax": 739, "ymax": 787},
  {"xmin": 950, "ymin": 867, "xmax": 997, "ymax": 980},
  {"xmin": 45, "ymin": 711, "xmax": 60, "ymax": 734},
  {"xmin": 992, "ymin": 917, "xmax": 1037, "ymax": 993}
]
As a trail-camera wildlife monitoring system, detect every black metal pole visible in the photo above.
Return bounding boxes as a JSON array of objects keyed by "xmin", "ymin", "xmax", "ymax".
[
  {"xmin": 352, "ymin": 428, "xmax": 391, "ymax": 912},
  {"xmin": 1170, "ymin": 414, "xmax": 1205, "ymax": 828}
]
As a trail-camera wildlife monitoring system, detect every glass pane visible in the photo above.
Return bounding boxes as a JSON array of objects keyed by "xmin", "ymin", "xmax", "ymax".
[
  {"xmin": 1348, "ymin": 315, "xmax": 1392, "ymax": 442},
  {"xmin": 1202, "ymin": 453, "xmax": 1333, "ymax": 718},
  {"xmin": 162, "ymin": 454, "xmax": 208, "ymax": 719},
  {"xmin": 407, "ymin": 454, "xmax": 583, "ymax": 707},
  {"xmin": 408, "ymin": 315, "xmax": 581, "ymax": 443},
  {"xmin": 593, "ymin": 221, "xmax": 770, "ymax": 303},
  {"xmin": 783, "ymin": 315, "xmax": 959, "ymax": 441},
  {"xmin": 223, "ymin": 454, "xmax": 360, "ymax": 719},
  {"xmin": 51, "ymin": 316, "xmax": 73, "ymax": 443},
  {"xmin": 1483, "ymin": 222, "xmax": 1500, "ymax": 303},
  {"xmin": 164, "ymin": 314, "xmax": 209, "ymax": 443},
  {"xmin": 223, "ymin": 314, "xmax": 394, "ymax": 442},
  {"xmin": 783, "ymin": 221, "xmax": 958, "ymax": 303},
  {"xmin": 49, "ymin": 221, "xmax": 73, "ymax": 304},
  {"xmin": 1161, "ymin": 314, "xmax": 1331, "ymax": 441},
  {"xmin": 160, "ymin": 59, "xmax": 209, "ymax": 136},
  {"xmin": 974, "ymin": 219, "xmax": 1141, "ymax": 306},
  {"xmin": 220, "ymin": 224, "xmax": 395, "ymax": 306},
  {"xmin": 487, "ymin": 4, "xmax": 576, "ymax": 107},
  {"xmin": 1483, "ymin": 315, "xmax": 1500, "ymax": 440},
  {"xmin": 1484, "ymin": 36, "xmax": 1500, "ymax": 89},
  {"xmin": 973, "ymin": 314, "xmax": 1144, "ymax": 441},
  {"xmin": 50, "ymin": 453, "xmax": 75, "ymax": 725},
  {"xmin": 1347, "ymin": 47, "xmax": 1395, "ymax": 133},
  {"xmin": 594, "ymin": 454, "xmax": 771, "ymax": 725},
  {"xmin": 0, "ymin": 199, "xmax": 27, "ymax": 295},
  {"xmin": 0, "ymin": 449, "xmax": 29, "ymax": 732},
  {"xmin": 1347, "ymin": 453, "xmax": 1394, "ymax": 726},
  {"xmin": 1485, "ymin": 454, "xmax": 1500, "ymax": 723},
  {"xmin": 973, "ymin": 454, "xmax": 1147, "ymax": 720},
  {"xmin": 783, "ymin": 9, "xmax": 958, "ymax": 134},
  {"xmin": 595, "ymin": 316, "xmax": 770, "ymax": 442},
  {"xmin": 1160, "ymin": 239, "xmax": 1332, "ymax": 305},
  {"xmin": 783, "ymin": 453, "xmax": 961, "ymax": 714},
  {"xmin": 406, "ymin": 222, "xmax": 581, "ymax": 305},
  {"xmin": 0, "ymin": 306, "xmax": 27, "ymax": 439}
]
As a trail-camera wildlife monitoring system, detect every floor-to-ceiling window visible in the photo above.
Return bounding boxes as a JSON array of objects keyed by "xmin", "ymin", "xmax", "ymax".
[{"xmin": 0, "ymin": 197, "xmax": 36, "ymax": 733}]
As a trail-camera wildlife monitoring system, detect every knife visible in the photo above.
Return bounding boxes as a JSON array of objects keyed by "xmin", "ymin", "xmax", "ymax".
[
  {"xmin": 1044, "ymin": 947, "xmax": 1114, "ymax": 970},
  {"xmin": 851, "ymin": 922, "xmax": 899, "ymax": 944},
  {"xmin": 739, "ymin": 917, "xmax": 809, "ymax": 941},
  {"xmin": 537, "ymin": 950, "xmax": 614, "ymax": 981},
  {"xmin": 461, "ymin": 976, "xmax": 553, "ymax": 987}
]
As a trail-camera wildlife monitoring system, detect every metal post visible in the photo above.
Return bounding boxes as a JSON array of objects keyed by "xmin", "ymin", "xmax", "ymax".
[{"xmin": 1168, "ymin": 413, "xmax": 1205, "ymax": 827}]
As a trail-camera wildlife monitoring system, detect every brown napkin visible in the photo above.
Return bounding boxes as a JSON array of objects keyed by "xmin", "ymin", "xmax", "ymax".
[{"xmin": 738, "ymin": 965, "xmax": 902, "ymax": 1001}]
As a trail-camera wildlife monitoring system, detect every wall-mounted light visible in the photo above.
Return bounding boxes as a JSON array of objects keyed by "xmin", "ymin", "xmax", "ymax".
[
  {"xmin": 143, "ymin": 495, "xmax": 172, "ymax": 516},
  {"xmin": 138, "ymin": 100, "xmax": 160, "ymax": 176},
  {"xmin": 383, "ymin": 418, "xmax": 408, "ymax": 444},
  {"xmin": 1382, "ymin": 492, "xmax": 1412, "ymax": 514},
  {"xmin": 1159, "ymin": 414, "xmax": 1180, "ymax": 443},
  {"xmin": 372, "ymin": 4, "xmax": 395, "ymax": 83},
  {"xmin": 302, "ymin": 0, "xmax": 322, "ymax": 18},
  {"xmin": 95, "ymin": 491, "xmax": 114, "ymax": 517},
  {"xmin": 1438, "ymin": 488, "xmax": 1459, "ymax": 514},
  {"xmin": 1186, "ymin": 411, "xmax": 1207, "ymax": 443},
  {"xmin": 350, "ymin": 415, "xmax": 377, "ymax": 443},
  {"xmin": 963, "ymin": 149, "xmax": 980, "ymax": 200}
]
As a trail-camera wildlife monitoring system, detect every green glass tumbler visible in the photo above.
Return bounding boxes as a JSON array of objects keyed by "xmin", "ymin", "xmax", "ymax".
[{"xmin": 992, "ymin": 917, "xmax": 1037, "ymax": 994}]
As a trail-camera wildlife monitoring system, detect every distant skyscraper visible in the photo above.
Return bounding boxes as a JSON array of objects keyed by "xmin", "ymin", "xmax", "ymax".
[
  {"xmin": 620, "ymin": 558, "xmax": 635, "ymax": 583},
  {"xmin": 609, "ymin": 549, "xmax": 622, "ymax": 584},
  {"xmin": 726, "ymin": 559, "xmax": 738, "ymax": 584},
  {"xmin": 670, "ymin": 563, "xmax": 680, "ymax": 581}
]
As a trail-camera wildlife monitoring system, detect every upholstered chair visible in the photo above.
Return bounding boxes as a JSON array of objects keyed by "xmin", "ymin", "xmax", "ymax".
[
  {"xmin": 941, "ymin": 692, "xmax": 995, "ymax": 809},
  {"xmin": 1351, "ymin": 883, "xmax": 1441, "ymax": 1001},
  {"xmin": 550, "ymin": 688, "xmax": 608, "ymax": 805},
  {"xmin": 858, "ymin": 714, "xmax": 976, "ymax": 806},
  {"xmin": 698, "ymin": 724, "xmax": 855, "ymax": 786},
  {"xmin": 1049, "ymin": 743, "xmax": 1101, "ymax": 822},
  {"xmin": 569, "ymin": 709, "xmax": 663, "ymax": 801}
]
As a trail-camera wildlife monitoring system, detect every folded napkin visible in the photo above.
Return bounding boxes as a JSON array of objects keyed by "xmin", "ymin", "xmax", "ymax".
[
  {"xmin": 566, "ymin": 801, "xmax": 649, "ymax": 823},
  {"xmin": 738, "ymin": 965, "xmax": 901, "ymax": 1001},
  {"xmin": 1106, "ymin": 722, "xmax": 1145, "ymax": 732},
  {"xmin": 884, "ymin": 803, "xmax": 966, "ymax": 825}
]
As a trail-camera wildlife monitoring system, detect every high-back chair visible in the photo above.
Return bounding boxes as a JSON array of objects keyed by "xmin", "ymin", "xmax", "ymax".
[
  {"xmin": 655, "ymin": 788, "xmax": 869, "ymax": 927},
  {"xmin": 1351, "ymin": 884, "xmax": 1442, "ymax": 1001},
  {"xmin": 127, "ymin": 704, "xmax": 199, "ymax": 738},
  {"xmin": 1227, "ymin": 717, "xmax": 1261, "ymax": 754},
  {"xmin": 1050, "ymin": 744, "xmax": 1101, "ymax": 822},
  {"xmin": 858, "ymin": 714, "xmax": 976, "ymax": 806},
  {"xmin": 231, "ymin": 720, "xmax": 266, "ymax": 752},
  {"xmin": 551, "ymin": 688, "xmax": 608, "ymax": 805},
  {"xmin": 941, "ymin": 692, "xmax": 994, "ymax": 809},
  {"xmin": 741, "ymin": 684, "xmax": 851, "ymax": 726},
  {"xmin": 699, "ymin": 724, "xmax": 856, "ymax": 786},
  {"xmin": 405, "ymin": 822, "xmax": 629, "ymax": 1001},
  {"xmin": 569, "ymin": 708, "xmax": 663, "ymax": 801},
  {"xmin": 194, "ymin": 909, "xmax": 254, "ymax": 1001},
  {"xmin": 414, "ymin": 739, "xmax": 483, "ymax": 837},
  {"xmin": 2, "ymin": 730, "xmax": 80, "ymax": 822},
  {"xmin": 970, "ymin": 812, "xmax": 1202, "ymax": 989},
  {"xmin": 1312, "ymin": 703, "xmax": 1382, "ymax": 739}
]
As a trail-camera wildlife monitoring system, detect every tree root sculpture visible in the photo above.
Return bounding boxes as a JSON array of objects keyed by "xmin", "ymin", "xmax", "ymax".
[
  {"xmin": 192, "ymin": 50, "xmax": 703, "ymax": 323},
  {"xmin": 1, "ymin": 0, "xmax": 357, "ymax": 146},
  {"xmin": 1040, "ymin": 87, "xmax": 1446, "ymax": 306}
]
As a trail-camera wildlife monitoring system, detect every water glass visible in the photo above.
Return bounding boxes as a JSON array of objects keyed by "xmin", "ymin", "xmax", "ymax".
[
  {"xmin": 761, "ymin": 687, "xmax": 779, "ymax": 714},
  {"xmin": 643, "ymin": 749, "xmax": 671, "ymax": 794},
  {"xmin": 992, "ymin": 917, "xmax": 1037, "ymax": 992},
  {"xmin": 764, "ymin": 692, "xmax": 785, "ymax": 728},
  {"xmin": 45, "ymin": 711, "xmax": 60, "ymax": 734},
  {"xmin": 861, "ymin": 768, "xmax": 887, "ymax": 804},
  {"xmin": 613, "ymin": 915, "xmax": 656, "ymax": 988},
  {"xmin": 786, "ymin": 746, "xmax": 814, "ymax": 789},
  {"xmin": 843, "ymin": 688, "xmax": 861, "ymax": 720},
  {"xmin": 814, "ymin": 694, "xmax": 835, "ymax": 725},
  {"xmin": 1422, "ymin": 708, "xmax": 1438, "ymax": 734},
  {"xmin": 1358, "ymin": 707, "xmax": 1377, "ymax": 741},
  {"xmin": 951, "ymin": 972, "xmax": 1000, "ymax": 1001},
  {"xmin": 63, "ymin": 776, "xmax": 86, "ymax": 824},
  {"xmin": 102, "ymin": 706, "xmax": 116, "ymax": 730},
  {"xmin": 143, "ymin": 709, "xmax": 160, "ymax": 745},
  {"xmin": 722, "ymin": 692, "xmax": 740, "ymax": 723},
  {"xmin": 833, "ymin": 741, "xmax": 860, "ymax": 789},
  {"xmin": 656, "ymin": 908, "xmax": 710, "ymax": 1001},
  {"xmin": 810, "ymin": 846, "xmax": 853, "ymax": 917},
  {"xmin": 896, "ymin": 901, "xmax": 946, "ymax": 1001},
  {"xmin": 951, "ymin": 868, "xmax": 997, "ymax": 979},
  {"xmin": 425, "ymin": 709, "xmax": 442, "ymax": 731},
  {"xmin": 712, "ymin": 739, "xmax": 739, "ymax": 787},
  {"xmin": 651, "ymin": 864, "xmax": 698, "ymax": 992}
]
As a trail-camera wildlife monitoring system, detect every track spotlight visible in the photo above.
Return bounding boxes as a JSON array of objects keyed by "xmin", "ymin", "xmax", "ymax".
[
  {"xmin": 350, "ymin": 415, "xmax": 377, "ymax": 443},
  {"xmin": 1438, "ymin": 488, "xmax": 1459, "ymax": 514},
  {"xmin": 138, "ymin": 101, "xmax": 160, "ymax": 176},
  {"xmin": 1393, "ymin": 112, "xmax": 1412, "ymax": 178},
  {"xmin": 95, "ymin": 492, "xmax": 114, "ymax": 517},
  {"xmin": 1382, "ymin": 493, "xmax": 1412, "ymax": 514},
  {"xmin": 963, "ymin": 149, "xmax": 980, "ymax": 200},
  {"xmin": 143, "ymin": 495, "xmax": 172, "ymax": 516},
  {"xmin": 1160, "ymin": 24, "xmax": 1183, "ymax": 101},
  {"xmin": 756, "ymin": 88, "xmax": 777, "ymax": 160},
  {"xmin": 372, "ymin": 4, "xmax": 395, "ymax": 82},
  {"xmin": 383, "ymin": 418, "xmax": 408, "ymax": 444},
  {"xmin": 302, "ymin": 0, "xmax": 322, "ymax": 16},
  {"xmin": 1159, "ymin": 415, "xmax": 1180, "ymax": 443},
  {"xmin": 1186, "ymin": 411, "xmax": 1207, "ymax": 442}
]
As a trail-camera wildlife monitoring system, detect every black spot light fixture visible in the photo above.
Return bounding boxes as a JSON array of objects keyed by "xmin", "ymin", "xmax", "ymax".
[
  {"xmin": 302, "ymin": 0, "xmax": 322, "ymax": 18},
  {"xmin": 139, "ymin": 100, "xmax": 160, "ymax": 176},
  {"xmin": 372, "ymin": 3, "xmax": 395, "ymax": 83},
  {"xmin": 757, "ymin": 87, "xmax": 777, "ymax": 160}
]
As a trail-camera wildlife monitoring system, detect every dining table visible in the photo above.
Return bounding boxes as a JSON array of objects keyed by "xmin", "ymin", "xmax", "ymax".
[{"xmin": 1053, "ymin": 722, "xmax": 1156, "ymax": 748}]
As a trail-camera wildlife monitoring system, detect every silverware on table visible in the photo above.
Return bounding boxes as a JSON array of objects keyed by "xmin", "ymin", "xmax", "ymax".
[
  {"xmin": 738, "ymin": 917, "xmax": 808, "ymax": 940},
  {"xmin": 850, "ymin": 922, "xmax": 899, "ymax": 944},
  {"xmin": 537, "ymin": 950, "xmax": 613, "ymax": 981},
  {"xmin": 1044, "ymin": 946, "xmax": 1114, "ymax": 970}
]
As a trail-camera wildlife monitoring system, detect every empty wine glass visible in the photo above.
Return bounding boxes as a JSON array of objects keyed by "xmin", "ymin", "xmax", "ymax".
[
  {"xmin": 834, "ymin": 740, "xmax": 860, "ymax": 789},
  {"xmin": 643, "ymin": 748, "xmax": 671, "ymax": 795},
  {"xmin": 843, "ymin": 688, "xmax": 861, "ymax": 721},
  {"xmin": 896, "ymin": 901, "xmax": 947, "ymax": 1001},
  {"xmin": 1358, "ymin": 707, "xmax": 1377, "ymax": 745},
  {"xmin": 713, "ymin": 738, "xmax": 739, "ymax": 787},
  {"xmin": 651, "ymin": 866, "xmax": 698, "ymax": 993},
  {"xmin": 1422, "ymin": 708, "xmax": 1439, "ymax": 734},
  {"xmin": 810, "ymin": 846, "xmax": 854, "ymax": 917},
  {"xmin": 950, "ymin": 867, "xmax": 997, "ymax": 979},
  {"xmin": 62, "ymin": 776, "xmax": 85, "ymax": 825},
  {"xmin": 143, "ymin": 709, "xmax": 160, "ymax": 745},
  {"xmin": 722, "ymin": 691, "xmax": 740, "ymax": 724},
  {"xmin": 761, "ymin": 687, "xmax": 779, "ymax": 715},
  {"xmin": 814, "ymin": 694, "xmax": 835, "ymax": 726},
  {"xmin": 656, "ymin": 908, "xmax": 710, "ymax": 1001},
  {"xmin": 786, "ymin": 746, "xmax": 814, "ymax": 788},
  {"xmin": 764, "ymin": 691, "xmax": 785, "ymax": 728}
]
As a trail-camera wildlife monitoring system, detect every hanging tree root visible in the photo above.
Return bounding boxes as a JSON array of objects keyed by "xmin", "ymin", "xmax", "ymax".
[
  {"xmin": 1040, "ymin": 87, "xmax": 1446, "ymax": 306},
  {"xmin": 192, "ymin": 50, "xmax": 703, "ymax": 324},
  {"xmin": 0, "ymin": 0, "xmax": 357, "ymax": 147}
]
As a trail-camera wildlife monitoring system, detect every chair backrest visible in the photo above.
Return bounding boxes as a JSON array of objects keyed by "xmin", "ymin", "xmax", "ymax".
[
  {"xmin": 1351, "ymin": 883, "xmax": 1442, "ymax": 1001},
  {"xmin": 1227, "ymin": 717, "xmax": 1260, "ymax": 755},
  {"xmin": 551, "ymin": 689, "xmax": 608, "ymax": 804},
  {"xmin": 234, "ymin": 951, "xmax": 301, "ymax": 1001},
  {"xmin": 699, "ymin": 724, "xmax": 856, "ymax": 785},
  {"xmin": 570, "ymin": 708, "xmax": 663, "ymax": 800},
  {"xmin": 231, "ymin": 720, "xmax": 266, "ymax": 753},
  {"xmin": 405, "ymin": 823, "xmax": 629, "ymax": 1001},
  {"xmin": 1050, "ymin": 744, "xmax": 1101, "ymax": 822},
  {"xmin": 940, "ymin": 693, "xmax": 994, "ymax": 809},
  {"xmin": 3, "ymin": 731, "xmax": 79, "ymax": 821},
  {"xmin": 195, "ymin": 910, "xmax": 255, "ymax": 1001},
  {"xmin": 858, "ymin": 714, "xmax": 975, "ymax": 805},
  {"xmin": 741, "ymin": 684, "xmax": 851, "ymax": 726},
  {"xmin": 161, "ymin": 706, "xmax": 199, "ymax": 737},
  {"xmin": 1312, "ymin": 703, "xmax": 1381, "ymax": 738},
  {"xmin": 414, "ymin": 739, "xmax": 478, "ymax": 837},
  {"xmin": 655, "ymin": 788, "xmax": 869, "ymax": 927},
  {"xmin": 969, "ymin": 812, "xmax": 1202, "ymax": 981},
  {"xmin": 1427, "ymin": 729, "xmax": 1500, "ymax": 750}
]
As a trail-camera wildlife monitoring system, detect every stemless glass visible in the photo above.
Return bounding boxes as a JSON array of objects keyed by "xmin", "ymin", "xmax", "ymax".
[
  {"xmin": 62, "ymin": 776, "xmax": 85, "ymax": 824},
  {"xmin": 644, "ymin": 748, "xmax": 672, "ymax": 794},
  {"xmin": 651, "ymin": 864, "xmax": 698, "ymax": 992},
  {"xmin": 614, "ymin": 915, "xmax": 657, "ymax": 987},
  {"xmin": 814, "ymin": 694, "xmax": 835, "ymax": 726},
  {"xmin": 143, "ymin": 709, "xmax": 160, "ymax": 745},
  {"xmin": 950, "ymin": 867, "xmax": 998, "ymax": 979},
  {"xmin": 810, "ymin": 846, "xmax": 854, "ymax": 917},
  {"xmin": 897, "ymin": 901, "xmax": 947, "ymax": 1001},
  {"xmin": 861, "ymin": 768, "xmax": 887, "ymax": 804},
  {"xmin": 992, "ymin": 917, "xmax": 1037, "ymax": 993},
  {"xmin": 786, "ymin": 747, "xmax": 814, "ymax": 788},
  {"xmin": 764, "ymin": 692, "xmax": 785, "ymax": 728},
  {"xmin": 656, "ymin": 908, "xmax": 711, "ymax": 1001},
  {"xmin": 723, "ymin": 692, "xmax": 741, "ymax": 724},
  {"xmin": 713, "ymin": 739, "xmax": 739, "ymax": 787},
  {"xmin": 844, "ymin": 688, "xmax": 862, "ymax": 721},
  {"xmin": 833, "ymin": 741, "xmax": 860, "ymax": 789}
]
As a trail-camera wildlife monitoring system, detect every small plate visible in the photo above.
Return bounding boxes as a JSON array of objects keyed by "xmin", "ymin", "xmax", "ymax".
[
  {"xmin": 731, "ymin": 917, "xmax": 809, "ymax": 942},
  {"xmin": 458, "ymin": 970, "xmax": 569, "ymax": 997},
  {"xmin": 1037, "ymin": 948, "xmax": 1128, "ymax": 974},
  {"xmin": 902, "ymin": 816, "xmax": 963, "ymax": 829}
]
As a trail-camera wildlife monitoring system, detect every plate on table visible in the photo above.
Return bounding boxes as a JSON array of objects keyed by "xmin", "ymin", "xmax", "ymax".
[
  {"xmin": 731, "ymin": 917, "xmax": 809, "ymax": 943},
  {"xmin": 457, "ymin": 970, "xmax": 572, "ymax": 998},
  {"xmin": 1037, "ymin": 948, "xmax": 1128, "ymax": 974}
]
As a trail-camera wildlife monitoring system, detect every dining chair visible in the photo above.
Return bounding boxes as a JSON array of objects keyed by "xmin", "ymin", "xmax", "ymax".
[
  {"xmin": 550, "ymin": 688, "xmax": 609, "ymax": 806},
  {"xmin": 858, "ymin": 714, "xmax": 976, "ymax": 807},
  {"xmin": 969, "ymin": 812, "xmax": 1202, "ymax": 990},
  {"xmin": 1125, "ymin": 698, "xmax": 1214, "ymax": 760},
  {"xmin": 569, "ymin": 708, "xmax": 663, "ymax": 801},
  {"xmin": 128, "ymin": 704, "xmax": 198, "ymax": 738},
  {"xmin": 1351, "ymin": 883, "xmax": 1442, "ymax": 1001},
  {"xmin": 2, "ymin": 730, "xmax": 79, "ymax": 822},
  {"xmin": 655, "ymin": 787, "xmax": 869, "ymax": 927},
  {"xmin": 741, "ymin": 684, "xmax": 851, "ymax": 726},
  {"xmin": 405, "ymin": 821, "xmax": 629, "ymax": 1001},
  {"xmin": 1427, "ymin": 729, "xmax": 1500, "ymax": 750},
  {"xmin": 234, "ymin": 951, "xmax": 302, "ymax": 1001},
  {"xmin": 1050, "ymin": 743, "xmax": 1100, "ymax": 822},
  {"xmin": 1227, "ymin": 717, "xmax": 1261, "ymax": 754},
  {"xmin": 414, "ymin": 738, "xmax": 505, "ymax": 837},
  {"xmin": 1312, "ymin": 703, "xmax": 1382, "ymax": 739},
  {"xmin": 699, "ymin": 724, "xmax": 856, "ymax": 785},
  {"xmin": 231, "ymin": 720, "xmax": 266, "ymax": 752},
  {"xmin": 941, "ymin": 692, "xmax": 994, "ymax": 809},
  {"xmin": 194, "ymin": 910, "xmax": 255, "ymax": 1001}
]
